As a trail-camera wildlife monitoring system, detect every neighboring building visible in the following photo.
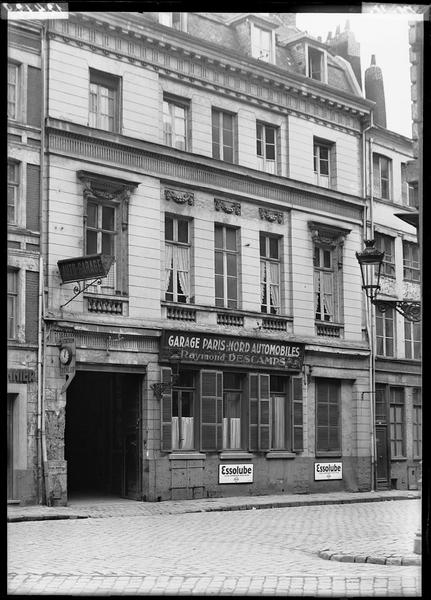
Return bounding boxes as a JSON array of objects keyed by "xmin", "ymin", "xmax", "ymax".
[
  {"xmin": 7, "ymin": 19, "xmax": 43, "ymax": 505},
  {"xmin": 6, "ymin": 11, "xmax": 420, "ymax": 506}
]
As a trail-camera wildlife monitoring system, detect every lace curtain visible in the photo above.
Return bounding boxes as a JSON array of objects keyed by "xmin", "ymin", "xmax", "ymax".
[
  {"xmin": 171, "ymin": 417, "xmax": 194, "ymax": 450},
  {"xmin": 272, "ymin": 396, "xmax": 285, "ymax": 449},
  {"xmin": 165, "ymin": 244, "xmax": 190, "ymax": 300}
]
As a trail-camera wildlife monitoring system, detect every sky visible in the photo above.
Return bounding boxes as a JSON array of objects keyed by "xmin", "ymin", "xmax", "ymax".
[{"xmin": 296, "ymin": 10, "xmax": 423, "ymax": 138}]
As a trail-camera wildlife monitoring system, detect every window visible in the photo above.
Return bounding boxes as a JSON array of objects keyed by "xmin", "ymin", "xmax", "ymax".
[
  {"xmin": 256, "ymin": 123, "xmax": 277, "ymax": 174},
  {"xmin": 223, "ymin": 373, "xmax": 243, "ymax": 450},
  {"xmin": 8, "ymin": 161, "xmax": 19, "ymax": 224},
  {"xmin": 403, "ymin": 241, "xmax": 420, "ymax": 282},
  {"xmin": 373, "ymin": 154, "xmax": 392, "ymax": 200},
  {"xmin": 8, "ymin": 62, "xmax": 19, "ymax": 120},
  {"xmin": 163, "ymin": 97, "xmax": 188, "ymax": 151},
  {"xmin": 212, "ymin": 109, "xmax": 235, "ymax": 163},
  {"xmin": 404, "ymin": 319, "xmax": 421, "ymax": 360},
  {"xmin": 314, "ymin": 246, "xmax": 335, "ymax": 322},
  {"xmin": 313, "ymin": 139, "xmax": 334, "ymax": 188},
  {"xmin": 375, "ymin": 233, "xmax": 395, "ymax": 277},
  {"xmin": 89, "ymin": 70, "xmax": 120, "ymax": 132},
  {"xmin": 260, "ymin": 233, "xmax": 281, "ymax": 314},
  {"xmin": 401, "ymin": 163, "xmax": 419, "ymax": 208},
  {"xmin": 158, "ymin": 12, "xmax": 185, "ymax": 30},
  {"xmin": 316, "ymin": 379, "xmax": 341, "ymax": 454},
  {"xmin": 412, "ymin": 388, "xmax": 422, "ymax": 458},
  {"xmin": 86, "ymin": 201, "xmax": 117, "ymax": 294},
  {"xmin": 308, "ymin": 47, "xmax": 325, "ymax": 81},
  {"xmin": 214, "ymin": 224, "xmax": 239, "ymax": 309},
  {"xmin": 172, "ymin": 372, "xmax": 195, "ymax": 450},
  {"xmin": 376, "ymin": 306, "xmax": 394, "ymax": 357},
  {"xmin": 165, "ymin": 215, "xmax": 191, "ymax": 303},
  {"xmin": 251, "ymin": 24, "xmax": 273, "ymax": 62},
  {"xmin": 8, "ymin": 270, "xmax": 18, "ymax": 340},
  {"xmin": 389, "ymin": 387, "xmax": 404, "ymax": 458}
]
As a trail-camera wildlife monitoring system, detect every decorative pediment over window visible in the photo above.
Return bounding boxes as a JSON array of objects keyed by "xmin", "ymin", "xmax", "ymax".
[
  {"xmin": 165, "ymin": 189, "xmax": 194, "ymax": 205},
  {"xmin": 78, "ymin": 171, "xmax": 139, "ymax": 231},
  {"xmin": 308, "ymin": 221, "xmax": 350, "ymax": 247},
  {"xmin": 214, "ymin": 198, "xmax": 241, "ymax": 215}
]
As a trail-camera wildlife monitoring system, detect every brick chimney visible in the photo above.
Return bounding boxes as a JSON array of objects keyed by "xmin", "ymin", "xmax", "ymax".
[
  {"xmin": 326, "ymin": 20, "xmax": 362, "ymax": 90},
  {"xmin": 365, "ymin": 54, "xmax": 387, "ymax": 128}
]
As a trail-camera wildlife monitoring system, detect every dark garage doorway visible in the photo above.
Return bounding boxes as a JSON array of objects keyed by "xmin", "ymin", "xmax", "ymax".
[{"xmin": 65, "ymin": 371, "xmax": 142, "ymax": 500}]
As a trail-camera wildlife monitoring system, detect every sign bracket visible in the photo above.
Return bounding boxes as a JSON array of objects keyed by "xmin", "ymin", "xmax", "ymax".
[
  {"xmin": 60, "ymin": 278, "xmax": 102, "ymax": 309},
  {"xmin": 60, "ymin": 371, "xmax": 76, "ymax": 394}
]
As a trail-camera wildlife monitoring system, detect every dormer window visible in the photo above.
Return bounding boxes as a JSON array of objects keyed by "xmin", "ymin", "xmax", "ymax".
[
  {"xmin": 251, "ymin": 23, "xmax": 274, "ymax": 63},
  {"xmin": 158, "ymin": 12, "xmax": 187, "ymax": 32},
  {"xmin": 307, "ymin": 46, "xmax": 327, "ymax": 82}
]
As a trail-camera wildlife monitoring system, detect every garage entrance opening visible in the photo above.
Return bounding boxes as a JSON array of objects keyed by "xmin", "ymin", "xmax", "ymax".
[{"xmin": 65, "ymin": 371, "xmax": 141, "ymax": 500}]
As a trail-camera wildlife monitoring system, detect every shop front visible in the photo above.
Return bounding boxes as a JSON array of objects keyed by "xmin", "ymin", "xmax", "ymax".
[{"xmin": 150, "ymin": 330, "xmax": 309, "ymax": 501}]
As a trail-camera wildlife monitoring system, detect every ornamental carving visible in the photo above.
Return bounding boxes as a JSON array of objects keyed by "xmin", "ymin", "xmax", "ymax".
[
  {"xmin": 259, "ymin": 208, "xmax": 284, "ymax": 224},
  {"xmin": 214, "ymin": 198, "xmax": 241, "ymax": 215},
  {"xmin": 165, "ymin": 189, "xmax": 194, "ymax": 205}
]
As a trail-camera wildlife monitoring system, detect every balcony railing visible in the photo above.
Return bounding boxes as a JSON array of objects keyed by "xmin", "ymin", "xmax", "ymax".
[
  {"xmin": 86, "ymin": 296, "xmax": 125, "ymax": 314},
  {"xmin": 316, "ymin": 321, "xmax": 343, "ymax": 338},
  {"xmin": 217, "ymin": 313, "xmax": 244, "ymax": 327},
  {"xmin": 166, "ymin": 305, "xmax": 197, "ymax": 321}
]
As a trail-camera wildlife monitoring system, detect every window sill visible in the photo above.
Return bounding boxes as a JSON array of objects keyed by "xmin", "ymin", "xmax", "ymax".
[
  {"xmin": 391, "ymin": 456, "xmax": 407, "ymax": 462},
  {"xmin": 219, "ymin": 451, "xmax": 254, "ymax": 460},
  {"xmin": 265, "ymin": 451, "xmax": 296, "ymax": 459},
  {"xmin": 168, "ymin": 452, "xmax": 206, "ymax": 460},
  {"xmin": 315, "ymin": 452, "xmax": 342, "ymax": 458}
]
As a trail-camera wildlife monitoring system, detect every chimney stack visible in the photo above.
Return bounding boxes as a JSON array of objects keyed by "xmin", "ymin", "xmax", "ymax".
[
  {"xmin": 326, "ymin": 21, "xmax": 362, "ymax": 90},
  {"xmin": 365, "ymin": 54, "xmax": 387, "ymax": 128}
]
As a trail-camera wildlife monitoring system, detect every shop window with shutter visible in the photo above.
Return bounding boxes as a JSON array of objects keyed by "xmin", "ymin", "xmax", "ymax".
[
  {"xmin": 269, "ymin": 375, "xmax": 303, "ymax": 451},
  {"xmin": 316, "ymin": 379, "xmax": 341, "ymax": 455},
  {"xmin": 412, "ymin": 388, "xmax": 422, "ymax": 459},
  {"xmin": 389, "ymin": 387, "xmax": 405, "ymax": 458}
]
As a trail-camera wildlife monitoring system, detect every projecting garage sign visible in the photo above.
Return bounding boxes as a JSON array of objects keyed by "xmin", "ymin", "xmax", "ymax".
[{"xmin": 160, "ymin": 331, "xmax": 305, "ymax": 371}]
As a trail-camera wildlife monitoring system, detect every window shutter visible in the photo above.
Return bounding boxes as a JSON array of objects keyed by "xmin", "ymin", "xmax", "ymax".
[
  {"xmin": 372, "ymin": 154, "xmax": 380, "ymax": 196},
  {"xmin": 26, "ymin": 164, "xmax": 40, "ymax": 231},
  {"xmin": 200, "ymin": 370, "xmax": 223, "ymax": 451},
  {"xmin": 160, "ymin": 367, "xmax": 173, "ymax": 452},
  {"xmin": 248, "ymin": 373, "xmax": 259, "ymax": 450},
  {"xmin": 27, "ymin": 66, "xmax": 42, "ymax": 128},
  {"xmin": 25, "ymin": 270, "xmax": 39, "ymax": 344},
  {"xmin": 330, "ymin": 144, "xmax": 337, "ymax": 189},
  {"xmin": 291, "ymin": 376, "xmax": 304, "ymax": 451},
  {"xmin": 259, "ymin": 374, "xmax": 270, "ymax": 450}
]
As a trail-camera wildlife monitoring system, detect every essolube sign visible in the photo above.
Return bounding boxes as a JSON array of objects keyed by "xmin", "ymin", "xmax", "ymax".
[{"xmin": 219, "ymin": 464, "xmax": 254, "ymax": 484}]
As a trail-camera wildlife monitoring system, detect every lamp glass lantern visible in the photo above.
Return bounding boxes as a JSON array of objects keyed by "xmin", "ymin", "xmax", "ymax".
[{"xmin": 355, "ymin": 239, "xmax": 385, "ymax": 302}]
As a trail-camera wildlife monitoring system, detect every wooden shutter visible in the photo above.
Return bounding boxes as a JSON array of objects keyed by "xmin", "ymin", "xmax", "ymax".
[
  {"xmin": 25, "ymin": 270, "xmax": 39, "ymax": 344},
  {"xmin": 200, "ymin": 370, "xmax": 223, "ymax": 451},
  {"xmin": 259, "ymin": 374, "xmax": 270, "ymax": 450},
  {"xmin": 248, "ymin": 373, "xmax": 259, "ymax": 450},
  {"xmin": 160, "ymin": 367, "xmax": 173, "ymax": 452},
  {"xmin": 27, "ymin": 66, "xmax": 42, "ymax": 128},
  {"xmin": 26, "ymin": 164, "xmax": 40, "ymax": 231},
  {"xmin": 291, "ymin": 376, "xmax": 304, "ymax": 451}
]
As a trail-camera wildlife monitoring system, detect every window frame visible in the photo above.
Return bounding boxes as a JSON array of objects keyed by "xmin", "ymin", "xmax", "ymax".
[
  {"xmin": 256, "ymin": 122, "xmax": 277, "ymax": 174},
  {"xmin": 376, "ymin": 306, "xmax": 395, "ymax": 357},
  {"xmin": 8, "ymin": 160, "xmax": 20, "ymax": 225},
  {"xmin": 307, "ymin": 46, "xmax": 326, "ymax": 82},
  {"xmin": 8, "ymin": 62, "xmax": 19, "ymax": 121},
  {"xmin": 389, "ymin": 387, "xmax": 405, "ymax": 458},
  {"xmin": 315, "ymin": 378, "xmax": 341, "ymax": 456},
  {"xmin": 214, "ymin": 223, "xmax": 239, "ymax": 309},
  {"xmin": 158, "ymin": 12, "xmax": 186, "ymax": 30},
  {"xmin": 402, "ymin": 240, "xmax": 420, "ymax": 282},
  {"xmin": 412, "ymin": 388, "xmax": 422, "ymax": 459},
  {"xmin": 313, "ymin": 138, "xmax": 335, "ymax": 188},
  {"xmin": 89, "ymin": 69, "xmax": 121, "ymax": 133},
  {"xmin": 375, "ymin": 233, "xmax": 396, "ymax": 278},
  {"xmin": 171, "ymin": 373, "xmax": 196, "ymax": 451},
  {"xmin": 404, "ymin": 318, "xmax": 421, "ymax": 360},
  {"xmin": 163, "ymin": 95, "xmax": 189, "ymax": 151},
  {"xmin": 164, "ymin": 214, "xmax": 191, "ymax": 303},
  {"xmin": 7, "ymin": 269, "xmax": 19, "ymax": 341},
  {"xmin": 260, "ymin": 232, "xmax": 281, "ymax": 315},
  {"xmin": 251, "ymin": 23, "xmax": 274, "ymax": 63},
  {"xmin": 373, "ymin": 153, "xmax": 392, "ymax": 200},
  {"xmin": 212, "ymin": 108, "xmax": 236, "ymax": 163}
]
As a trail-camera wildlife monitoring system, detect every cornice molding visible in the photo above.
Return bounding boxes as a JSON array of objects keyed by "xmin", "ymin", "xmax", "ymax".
[
  {"xmin": 47, "ymin": 15, "xmax": 370, "ymax": 134},
  {"xmin": 46, "ymin": 119, "xmax": 364, "ymax": 223}
]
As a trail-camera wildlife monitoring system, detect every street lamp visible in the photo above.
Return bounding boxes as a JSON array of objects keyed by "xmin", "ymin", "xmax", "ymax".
[{"xmin": 356, "ymin": 239, "xmax": 421, "ymax": 322}]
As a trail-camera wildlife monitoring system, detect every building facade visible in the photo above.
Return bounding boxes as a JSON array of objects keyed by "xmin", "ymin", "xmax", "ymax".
[{"xmin": 7, "ymin": 10, "xmax": 421, "ymax": 505}]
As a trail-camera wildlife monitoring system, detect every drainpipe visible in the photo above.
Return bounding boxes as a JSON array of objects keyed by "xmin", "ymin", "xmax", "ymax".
[
  {"xmin": 39, "ymin": 21, "xmax": 48, "ymax": 504},
  {"xmin": 362, "ymin": 114, "xmax": 376, "ymax": 492}
]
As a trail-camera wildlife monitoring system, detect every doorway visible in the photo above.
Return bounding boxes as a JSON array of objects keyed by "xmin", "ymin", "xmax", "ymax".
[
  {"xmin": 65, "ymin": 371, "xmax": 142, "ymax": 500},
  {"xmin": 7, "ymin": 394, "xmax": 15, "ymax": 500}
]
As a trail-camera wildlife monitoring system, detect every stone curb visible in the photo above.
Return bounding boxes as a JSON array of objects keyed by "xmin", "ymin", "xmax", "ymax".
[
  {"xmin": 7, "ymin": 493, "xmax": 419, "ymax": 523},
  {"xmin": 318, "ymin": 549, "xmax": 421, "ymax": 566}
]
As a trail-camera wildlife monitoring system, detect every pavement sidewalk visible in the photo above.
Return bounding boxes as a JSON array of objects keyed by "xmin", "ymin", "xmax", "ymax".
[{"xmin": 8, "ymin": 489, "xmax": 421, "ymax": 566}]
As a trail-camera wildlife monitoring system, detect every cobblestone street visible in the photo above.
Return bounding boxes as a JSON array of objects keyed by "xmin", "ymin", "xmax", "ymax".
[{"xmin": 8, "ymin": 498, "xmax": 421, "ymax": 596}]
